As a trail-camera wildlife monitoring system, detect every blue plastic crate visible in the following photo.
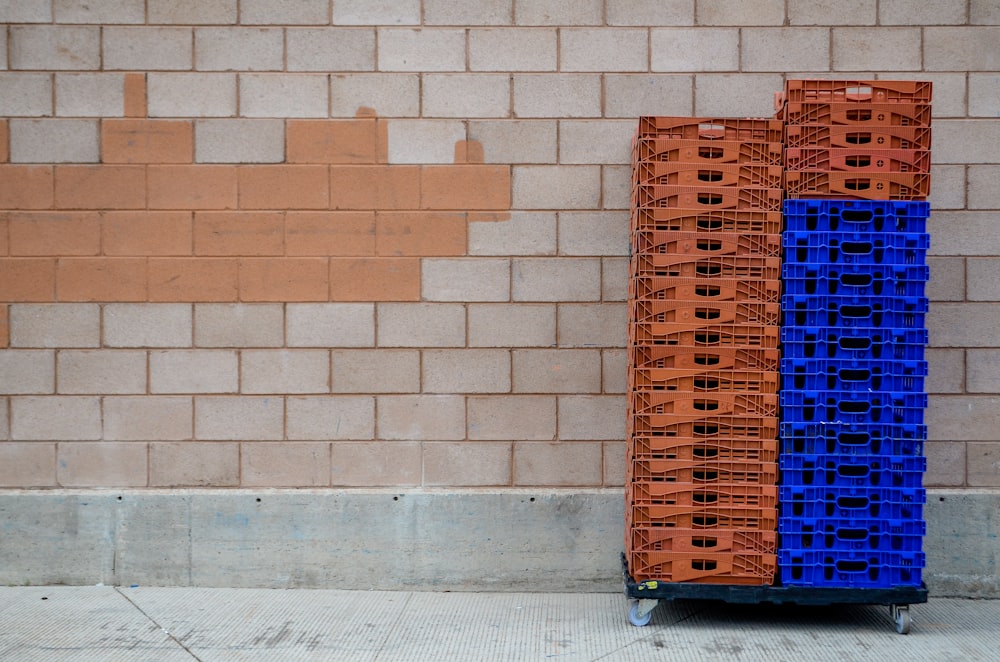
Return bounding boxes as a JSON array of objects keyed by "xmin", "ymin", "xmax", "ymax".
[
  {"xmin": 783, "ymin": 231, "xmax": 928, "ymax": 266},
  {"xmin": 779, "ymin": 421, "xmax": 926, "ymax": 456},
  {"xmin": 779, "ymin": 485, "xmax": 925, "ymax": 520},
  {"xmin": 781, "ymin": 294, "xmax": 928, "ymax": 328},
  {"xmin": 782, "ymin": 263, "xmax": 928, "ymax": 298},
  {"xmin": 781, "ymin": 357, "xmax": 928, "ymax": 392},
  {"xmin": 779, "ymin": 453, "xmax": 926, "ymax": 489},
  {"xmin": 780, "ymin": 326, "xmax": 927, "ymax": 361},
  {"xmin": 779, "ymin": 517, "xmax": 926, "ymax": 553},
  {"xmin": 781, "ymin": 390, "xmax": 927, "ymax": 425},
  {"xmin": 779, "ymin": 549, "xmax": 924, "ymax": 588},
  {"xmin": 783, "ymin": 199, "xmax": 929, "ymax": 234}
]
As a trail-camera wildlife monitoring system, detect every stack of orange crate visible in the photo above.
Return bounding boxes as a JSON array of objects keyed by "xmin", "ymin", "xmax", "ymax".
[{"xmin": 626, "ymin": 117, "xmax": 784, "ymax": 584}]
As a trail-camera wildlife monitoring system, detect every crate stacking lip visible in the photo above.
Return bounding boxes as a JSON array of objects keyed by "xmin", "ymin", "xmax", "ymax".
[
  {"xmin": 632, "ymin": 208, "xmax": 783, "ymax": 234},
  {"xmin": 782, "ymin": 80, "xmax": 933, "ymax": 104},
  {"xmin": 778, "ymin": 549, "xmax": 924, "ymax": 588},
  {"xmin": 779, "ymin": 485, "xmax": 925, "ymax": 520},
  {"xmin": 630, "ymin": 276, "xmax": 781, "ymax": 302},
  {"xmin": 780, "ymin": 101, "xmax": 931, "ymax": 127},
  {"xmin": 634, "ymin": 137, "xmax": 783, "ymax": 165},
  {"xmin": 784, "ymin": 171, "xmax": 930, "ymax": 200},
  {"xmin": 630, "ymin": 527, "xmax": 776, "ymax": 554},
  {"xmin": 633, "ymin": 390, "xmax": 778, "ymax": 420},
  {"xmin": 629, "ymin": 456, "xmax": 778, "ymax": 485},
  {"xmin": 636, "ymin": 161, "xmax": 784, "ymax": 188},
  {"xmin": 629, "ymin": 437, "xmax": 778, "ymax": 464},
  {"xmin": 629, "ymin": 482, "xmax": 778, "ymax": 507},
  {"xmin": 781, "ymin": 357, "xmax": 927, "ymax": 392},
  {"xmin": 631, "ymin": 299, "xmax": 780, "ymax": 327},
  {"xmin": 779, "ymin": 453, "xmax": 926, "ymax": 489},
  {"xmin": 630, "ymin": 367, "xmax": 779, "ymax": 393},
  {"xmin": 629, "ymin": 321, "xmax": 780, "ymax": 348},
  {"xmin": 632, "ymin": 254, "xmax": 782, "ymax": 280},
  {"xmin": 783, "ymin": 199, "xmax": 929, "ymax": 233},
  {"xmin": 780, "ymin": 389, "xmax": 927, "ymax": 425},
  {"xmin": 784, "ymin": 148, "xmax": 930, "ymax": 174},
  {"xmin": 782, "ymin": 263, "xmax": 928, "ymax": 298},
  {"xmin": 633, "ymin": 230, "xmax": 781, "ymax": 258},
  {"xmin": 631, "ymin": 344, "xmax": 780, "ymax": 372},
  {"xmin": 784, "ymin": 124, "xmax": 932, "ymax": 151},
  {"xmin": 628, "ymin": 503, "xmax": 779, "ymax": 531},
  {"xmin": 779, "ymin": 421, "xmax": 925, "ymax": 457},
  {"xmin": 780, "ymin": 326, "xmax": 928, "ymax": 361},
  {"xmin": 637, "ymin": 116, "xmax": 784, "ymax": 141},
  {"xmin": 783, "ymin": 230, "xmax": 929, "ymax": 265},
  {"xmin": 626, "ymin": 550, "xmax": 777, "ymax": 585},
  {"xmin": 781, "ymin": 294, "xmax": 928, "ymax": 328},
  {"xmin": 629, "ymin": 415, "xmax": 778, "ymax": 441},
  {"xmin": 635, "ymin": 185, "xmax": 784, "ymax": 211},
  {"xmin": 778, "ymin": 517, "xmax": 926, "ymax": 553}
]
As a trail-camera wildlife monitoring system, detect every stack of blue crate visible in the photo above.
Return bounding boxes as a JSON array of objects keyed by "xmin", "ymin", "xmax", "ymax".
[{"xmin": 777, "ymin": 80, "xmax": 932, "ymax": 589}]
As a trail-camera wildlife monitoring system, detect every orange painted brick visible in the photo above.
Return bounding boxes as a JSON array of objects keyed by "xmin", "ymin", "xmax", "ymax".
[
  {"xmin": 285, "ymin": 211, "xmax": 375, "ymax": 256},
  {"xmin": 421, "ymin": 165, "xmax": 511, "ymax": 211},
  {"xmin": 454, "ymin": 140, "xmax": 485, "ymax": 164},
  {"xmin": 102, "ymin": 119, "xmax": 193, "ymax": 164},
  {"xmin": 329, "ymin": 257, "xmax": 421, "ymax": 302},
  {"xmin": 0, "ymin": 258, "xmax": 56, "ymax": 301},
  {"xmin": 0, "ymin": 166, "xmax": 53, "ymax": 210},
  {"xmin": 239, "ymin": 258, "xmax": 329, "ymax": 302},
  {"xmin": 329, "ymin": 165, "xmax": 420, "ymax": 210},
  {"xmin": 148, "ymin": 165, "xmax": 238, "ymax": 210},
  {"xmin": 0, "ymin": 305, "xmax": 8, "ymax": 347},
  {"xmin": 194, "ymin": 211, "xmax": 284, "ymax": 256},
  {"xmin": 124, "ymin": 73, "xmax": 147, "ymax": 118},
  {"xmin": 287, "ymin": 119, "xmax": 378, "ymax": 164},
  {"xmin": 376, "ymin": 211, "xmax": 467, "ymax": 257},
  {"xmin": 238, "ymin": 165, "xmax": 329, "ymax": 210},
  {"xmin": 149, "ymin": 258, "xmax": 238, "ymax": 302},
  {"xmin": 9, "ymin": 212, "xmax": 101, "ymax": 256},
  {"xmin": 102, "ymin": 211, "xmax": 193, "ymax": 256},
  {"xmin": 55, "ymin": 166, "xmax": 146, "ymax": 210},
  {"xmin": 0, "ymin": 120, "xmax": 8, "ymax": 163},
  {"xmin": 57, "ymin": 258, "xmax": 147, "ymax": 302},
  {"xmin": 0, "ymin": 215, "xmax": 7, "ymax": 255}
]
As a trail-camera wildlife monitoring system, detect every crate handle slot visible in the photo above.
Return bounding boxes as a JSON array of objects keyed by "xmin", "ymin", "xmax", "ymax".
[
  {"xmin": 692, "ymin": 536, "xmax": 718, "ymax": 548},
  {"xmin": 839, "ymin": 368, "xmax": 871, "ymax": 382},
  {"xmin": 840, "ymin": 273, "xmax": 873, "ymax": 287},
  {"xmin": 696, "ymin": 264, "xmax": 722, "ymax": 276},
  {"xmin": 844, "ymin": 132, "xmax": 871, "ymax": 145},
  {"xmin": 846, "ymin": 109, "xmax": 872, "ymax": 121},
  {"xmin": 840, "ymin": 304, "xmax": 873, "ymax": 318},
  {"xmin": 841, "ymin": 241, "xmax": 873, "ymax": 255},
  {"xmin": 698, "ymin": 123, "xmax": 725, "ymax": 139},
  {"xmin": 838, "ymin": 400, "xmax": 871, "ymax": 414},
  {"xmin": 697, "ymin": 193, "xmax": 724, "ymax": 205},
  {"xmin": 836, "ymin": 527, "xmax": 869, "ymax": 541},
  {"xmin": 696, "ymin": 216, "xmax": 722, "ymax": 230},
  {"xmin": 693, "ymin": 470, "xmax": 719, "ymax": 481},
  {"xmin": 693, "ymin": 378, "xmax": 720, "ymax": 391},
  {"xmin": 844, "ymin": 178, "xmax": 872, "ymax": 191},
  {"xmin": 845, "ymin": 156, "xmax": 871, "ymax": 168},
  {"xmin": 838, "ymin": 432, "xmax": 870, "ymax": 446},
  {"xmin": 839, "ymin": 337, "xmax": 872, "ymax": 350},
  {"xmin": 695, "ymin": 285, "xmax": 721, "ymax": 297},
  {"xmin": 841, "ymin": 209, "xmax": 874, "ymax": 223},
  {"xmin": 694, "ymin": 308, "xmax": 721, "ymax": 320},
  {"xmin": 837, "ymin": 464, "xmax": 870, "ymax": 478},
  {"xmin": 693, "ymin": 492, "xmax": 717, "ymax": 504},
  {"xmin": 846, "ymin": 85, "xmax": 873, "ymax": 101},
  {"xmin": 693, "ymin": 399, "xmax": 720, "ymax": 411},
  {"xmin": 693, "ymin": 423, "xmax": 719, "ymax": 435},
  {"xmin": 691, "ymin": 559, "xmax": 717, "ymax": 571},
  {"xmin": 835, "ymin": 560, "xmax": 870, "ymax": 572},
  {"xmin": 693, "ymin": 353, "xmax": 720, "ymax": 365},
  {"xmin": 698, "ymin": 146, "xmax": 724, "ymax": 159},
  {"xmin": 698, "ymin": 169, "xmax": 724, "ymax": 183},
  {"xmin": 836, "ymin": 496, "xmax": 870, "ymax": 509},
  {"xmin": 694, "ymin": 332, "xmax": 721, "ymax": 345}
]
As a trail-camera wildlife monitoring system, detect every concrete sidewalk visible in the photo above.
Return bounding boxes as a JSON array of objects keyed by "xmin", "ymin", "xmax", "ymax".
[{"xmin": 1, "ymin": 587, "xmax": 997, "ymax": 661}]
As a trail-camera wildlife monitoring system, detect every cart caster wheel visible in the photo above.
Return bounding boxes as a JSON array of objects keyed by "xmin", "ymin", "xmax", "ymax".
[
  {"xmin": 628, "ymin": 600, "xmax": 656, "ymax": 627},
  {"xmin": 891, "ymin": 605, "xmax": 911, "ymax": 635}
]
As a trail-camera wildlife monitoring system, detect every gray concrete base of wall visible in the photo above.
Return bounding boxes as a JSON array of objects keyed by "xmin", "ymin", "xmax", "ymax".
[{"xmin": 1, "ymin": 488, "xmax": 997, "ymax": 597}]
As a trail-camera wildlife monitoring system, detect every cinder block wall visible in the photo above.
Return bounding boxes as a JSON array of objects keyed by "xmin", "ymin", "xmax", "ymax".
[{"xmin": 1, "ymin": 0, "xmax": 998, "ymax": 494}]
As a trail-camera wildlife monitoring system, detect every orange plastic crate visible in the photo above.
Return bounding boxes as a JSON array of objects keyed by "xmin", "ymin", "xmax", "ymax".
[
  {"xmin": 630, "ymin": 391, "xmax": 778, "ymax": 419},
  {"xmin": 628, "ymin": 437, "xmax": 779, "ymax": 463},
  {"xmin": 636, "ymin": 185, "xmax": 783, "ymax": 211},
  {"xmin": 627, "ymin": 481, "xmax": 777, "ymax": 506},
  {"xmin": 626, "ymin": 550, "xmax": 777, "ymax": 584},
  {"xmin": 636, "ymin": 162, "xmax": 784, "ymax": 188},
  {"xmin": 632, "ymin": 230, "xmax": 781, "ymax": 258},
  {"xmin": 628, "ymin": 367, "xmax": 779, "ymax": 393},
  {"xmin": 783, "ymin": 79, "xmax": 932, "ymax": 104},
  {"xmin": 631, "ymin": 254, "xmax": 781, "ymax": 279},
  {"xmin": 635, "ymin": 137, "xmax": 783, "ymax": 165},
  {"xmin": 628, "ymin": 321, "xmax": 780, "ymax": 348},
  {"xmin": 628, "ymin": 503, "xmax": 779, "ymax": 531},
  {"xmin": 629, "ymin": 458, "xmax": 778, "ymax": 484},
  {"xmin": 631, "ymin": 208, "xmax": 783, "ymax": 234},
  {"xmin": 785, "ymin": 148, "xmax": 930, "ymax": 173},
  {"xmin": 629, "ymin": 276, "xmax": 781, "ymax": 302},
  {"xmin": 627, "ymin": 415, "xmax": 779, "ymax": 440},
  {"xmin": 630, "ymin": 299, "xmax": 780, "ymax": 326},
  {"xmin": 781, "ymin": 101, "xmax": 931, "ymax": 127},
  {"xmin": 637, "ymin": 117, "xmax": 784, "ymax": 141},
  {"xmin": 629, "ymin": 527, "xmax": 776, "ymax": 553},
  {"xmin": 784, "ymin": 124, "xmax": 931, "ymax": 150},
  {"xmin": 630, "ymin": 345, "xmax": 780, "ymax": 372},
  {"xmin": 784, "ymin": 171, "xmax": 930, "ymax": 200}
]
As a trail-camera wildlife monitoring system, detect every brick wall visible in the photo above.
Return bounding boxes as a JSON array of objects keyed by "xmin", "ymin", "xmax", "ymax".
[{"xmin": 1, "ymin": 1, "xmax": 998, "ymax": 490}]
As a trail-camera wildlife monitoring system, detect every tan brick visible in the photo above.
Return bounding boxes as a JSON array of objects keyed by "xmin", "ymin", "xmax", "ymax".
[
  {"xmin": 561, "ymin": 28, "xmax": 647, "ymax": 72},
  {"xmin": 512, "ymin": 75, "xmax": 601, "ymax": 118},
  {"xmin": 971, "ymin": 73, "xmax": 1000, "ymax": 118},
  {"xmin": 377, "ymin": 395, "xmax": 465, "ymax": 440},
  {"xmin": 377, "ymin": 303, "xmax": 466, "ymax": 348},
  {"xmin": 0, "ymin": 396, "xmax": 6, "ymax": 437},
  {"xmin": 966, "ymin": 350, "xmax": 1000, "ymax": 393},
  {"xmin": 104, "ymin": 395, "xmax": 192, "ymax": 441},
  {"xmin": 512, "ymin": 165, "xmax": 601, "ymax": 209},
  {"xmin": 287, "ymin": 28, "xmax": 376, "ymax": 72},
  {"xmin": 512, "ymin": 258, "xmax": 601, "ymax": 302},
  {"xmin": 698, "ymin": 0, "xmax": 784, "ymax": 24},
  {"xmin": 241, "ymin": 349, "xmax": 330, "ymax": 394},
  {"xmin": 603, "ymin": 165, "xmax": 631, "ymax": 211},
  {"xmin": 11, "ymin": 396, "xmax": 101, "ymax": 440},
  {"xmin": 57, "ymin": 350, "xmax": 145, "ymax": 395},
  {"xmin": 331, "ymin": 349, "xmax": 420, "ymax": 393},
  {"xmin": 241, "ymin": 441, "xmax": 330, "ymax": 487},
  {"xmin": 927, "ymin": 395, "xmax": 1000, "ymax": 441},
  {"xmin": 148, "ymin": 73, "xmax": 237, "ymax": 118},
  {"xmin": 468, "ymin": 120, "xmax": 556, "ymax": 164},
  {"xmin": 287, "ymin": 303, "xmax": 375, "ymax": 348},
  {"xmin": 55, "ymin": 73, "xmax": 125, "ymax": 117},
  {"xmin": 929, "ymin": 212, "xmax": 1000, "ymax": 256},
  {"xmin": 422, "ymin": 74, "xmax": 511, "ymax": 118},
  {"xmin": 238, "ymin": 258, "xmax": 329, "ymax": 302},
  {"xmin": 935, "ymin": 121, "xmax": 1000, "ymax": 164},
  {"xmin": 385, "ymin": 119, "xmax": 465, "ymax": 164},
  {"xmin": 377, "ymin": 28, "xmax": 465, "ymax": 72},
  {"xmin": 694, "ymin": 74, "xmax": 785, "ymax": 117},
  {"xmin": 513, "ymin": 441, "xmax": 603, "ymax": 486},
  {"xmin": 467, "ymin": 395, "xmax": 556, "ymax": 440},
  {"xmin": 651, "ymin": 28, "xmax": 738, "ymax": 72},
  {"xmin": 103, "ymin": 27, "xmax": 193, "ymax": 71},
  {"xmin": 149, "ymin": 441, "xmax": 239, "ymax": 487},
  {"xmin": 743, "ymin": 28, "xmax": 830, "ymax": 72},
  {"xmin": 516, "ymin": 0, "xmax": 601, "ymax": 25},
  {"xmin": 150, "ymin": 350, "xmax": 239, "ymax": 394},
  {"xmin": 558, "ymin": 211, "xmax": 629, "ymax": 256},
  {"xmin": 0, "ymin": 350, "xmax": 54, "ymax": 395},
  {"xmin": 10, "ymin": 25, "xmax": 100, "ymax": 70},
  {"xmin": 879, "ymin": 0, "xmax": 963, "ymax": 25},
  {"xmin": 195, "ymin": 396, "xmax": 284, "ymax": 440},
  {"xmin": 423, "ymin": 441, "xmax": 512, "ymax": 486},
  {"xmin": 790, "ymin": 0, "xmax": 875, "ymax": 24},
  {"xmin": 57, "ymin": 442, "xmax": 147, "ymax": 487},
  {"xmin": 287, "ymin": 396, "xmax": 374, "ymax": 441},
  {"xmin": 558, "ymin": 395, "xmax": 626, "ymax": 440},
  {"xmin": 512, "ymin": 349, "xmax": 601, "ymax": 393},
  {"xmin": 602, "ymin": 257, "xmax": 629, "ymax": 302},
  {"xmin": 607, "ymin": 0, "xmax": 693, "ymax": 25},
  {"xmin": 603, "ymin": 349, "xmax": 627, "ymax": 394},
  {"xmin": 194, "ymin": 303, "xmax": 284, "ymax": 348},
  {"xmin": 605, "ymin": 74, "xmax": 694, "ymax": 118},
  {"xmin": 558, "ymin": 120, "xmax": 634, "ymax": 165},
  {"xmin": 924, "ymin": 441, "xmax": 965, "ymax": 487},
  {"xmin": 468, "ymin": 212, "xmax": 557, "ymax": 256},
  {"xmin": 194, "ymin": 27, "xmax": 282, "ymax": 71},
  {"xmin": 927, "ymin": 257, "xmax": 964, "ymax": 303},
  {"xmin": 422, "ymin": 259, "xmax": 510, "ymax": 302},
  {"xmin": 329, "ymin": 74, "xmax": 420, "ymax": 118},
  {"xmin": 330, "ymin": 441, "xmax": 421, "ymax": 487},
  {"xmin": 969, "ymin": 166, "xmax": 1000, "ymax": 210},
  {"xmin": 239, "ymin": 74, "xmax": 328, "ymax": 118},
  {"xmin": 148, "ymin": 0, "xmax": 237, "ymax": 24},
  {"xmin": 104, "ymin": 304, "xmax": 192, "ymax": 348},
  {"xmin": 968, "ymin": 442, "xmax": 1000, "ymax": 487},
  {"xmin": 469, "ymin": 28, "xmax": 555, "ymax": 71},
  {"xmin": 973, "ymin": 0, "xmax": 1000, "ymax": 23},
  {"xmin": 832, "ymin": 27, "xmax": 922, "ymax": 71},
  {"xmin": 423, "ymin": 349, "xmax": 510, "ymax": 394},
  {"xmin": 103, "ymin": 211, "xmax": 193, "ymax": 257},
  {"xmin": 329, "ymin": 258, "xmax": 421, "ymax": 302},
  {"xmin": 0, "ymin": 73, "xmax": 51, "ymax": 117},
  {"xmin": 0, "ymin": 442, "xmax": 56, "ymax": 487},
  {"xmin": 558, "ymin": 303, "xmax": 627, "ymax": 348},
  {"xmin": 468, "ymin": 303, "xmax": 555, "ymax": 347},
  {"xmin": 928, "ymin": 303, "xmax": 1000, "ymax": 347},
  {"xmin": 926, "ymin": 348, "xmax": 963, "ymax": 394},
  {"xmin": 9, "ymin": 304, "xmax": 100, "ymax": 348},
  {"xmin": 603, "ymin": 440, "xmax": 626, "ymax": 486},
  {"xmin": 925, "ymin": 27, "xmax": 1000, "ymax": 71}
]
